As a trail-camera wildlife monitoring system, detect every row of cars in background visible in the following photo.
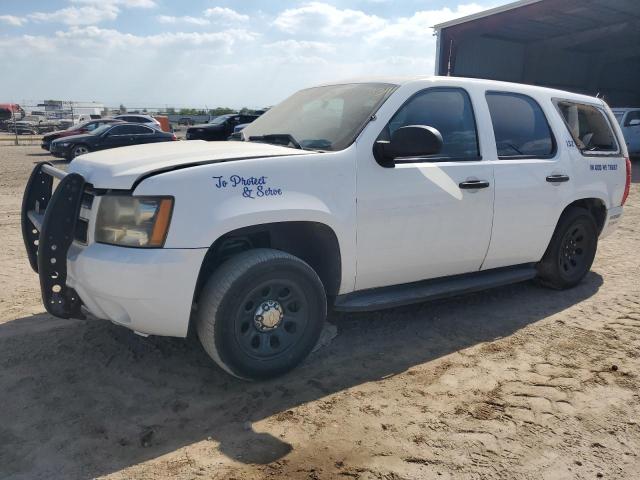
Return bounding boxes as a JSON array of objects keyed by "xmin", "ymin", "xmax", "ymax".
[
  {"xmin": 40, "ymin": 111, "xmax": 266, "ymax": 160},
  {"xmin": 42, "ymin": 115, "xmax": 175, "ymax": 160}
]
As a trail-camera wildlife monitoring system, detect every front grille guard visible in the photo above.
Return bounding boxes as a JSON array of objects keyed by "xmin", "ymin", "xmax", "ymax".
[{"xmin": 21, "ymin": 162, "xmax": 86, "ymax": 319}]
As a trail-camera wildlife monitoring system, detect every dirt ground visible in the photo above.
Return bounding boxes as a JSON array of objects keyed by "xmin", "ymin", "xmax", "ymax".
[{"xmin": 1, "ymin": 145, "xmax": 639, "ymax": 480}]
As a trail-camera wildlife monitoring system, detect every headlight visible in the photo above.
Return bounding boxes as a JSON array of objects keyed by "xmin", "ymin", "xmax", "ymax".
[
  {"xmin": 95, "ymin": 195, "xmax": 173, "ymax": 248},
  {"xmin": 58, "ymin": 142, "xmax": 70, "ymax": 147}
]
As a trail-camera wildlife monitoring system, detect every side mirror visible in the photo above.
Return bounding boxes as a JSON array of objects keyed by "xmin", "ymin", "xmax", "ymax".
[
  {"xmin": 629, "ymin": 119, "xmax": 640, "ymax": 127},
  {"xmin": 373, "ymin": 125, "xmax": 443, "ymax": 167}
]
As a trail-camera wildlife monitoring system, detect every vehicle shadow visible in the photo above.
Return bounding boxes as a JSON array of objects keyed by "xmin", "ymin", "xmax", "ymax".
[{"xmin": 0, "ymin": 273, "xmax": 603, "ymax": 479}]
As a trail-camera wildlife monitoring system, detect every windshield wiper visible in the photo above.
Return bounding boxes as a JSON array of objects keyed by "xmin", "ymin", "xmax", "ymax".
[{"xmin": 248, "ymin": 134, "xmax": 303, "ymax": 150}]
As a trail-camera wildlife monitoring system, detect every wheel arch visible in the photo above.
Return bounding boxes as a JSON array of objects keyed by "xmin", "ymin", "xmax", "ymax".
[
  {"xmin": 560, "ymin": 197, "xmax": 607, "ymax": 235},
  {"xmin": 192, "ymin": 221, "xmax": 342, "ymax": 307}
]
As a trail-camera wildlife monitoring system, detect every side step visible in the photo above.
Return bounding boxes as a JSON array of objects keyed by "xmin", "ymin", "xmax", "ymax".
[{"xmin": 333, "ymin": 264, "xmax": 537, "ymax": 312}]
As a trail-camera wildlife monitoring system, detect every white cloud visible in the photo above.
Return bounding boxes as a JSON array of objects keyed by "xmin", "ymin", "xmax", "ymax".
[
  {"xmin": 70, "ymin": 0, "xmax": 157, "ymax": 8},
  {"xmin": 204, "ymin": 7, "xmax": 249, "ymax": 23},
  {"xmin": 263, "ymin": 39, "xmax": 336, "ymax": 55},
  {"xmin": 28, "ymin": 5, "xmax": 120, "ymax": 26},
  {"xmin": 366, "ymin": 4, "xmax": 489, "ymax": 43},
  {"xmin": 273, "ymin": 2, "xmax": 385, "ymax": 36},
  {"xmin": 52, "ymin": 26, "xmax": 256, "ymax": 51},
  {"xmin": 0, "ymin": 15, "xmax": 27, "ymax": 26},
  {"xmin": 157, "ymin": 15, "xmax": 210, "ymax": 26}
]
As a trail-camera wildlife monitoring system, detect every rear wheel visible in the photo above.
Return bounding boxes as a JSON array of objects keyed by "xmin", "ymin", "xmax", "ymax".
[
  {"xmin": 537, "ymin": 206, "xmax": 598, "ymax": 289},
  {"xmin": 196, "ymin": 248, "xmax": 327, "ymax": 380}
]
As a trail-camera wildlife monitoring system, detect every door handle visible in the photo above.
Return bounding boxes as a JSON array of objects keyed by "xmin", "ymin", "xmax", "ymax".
[
  {"xmin": 459, "ymin": 180, "xmax": 490, "ymax": 189},
  {"xmin": 546, "ymin": 174, "xmax": 570, "ymax": 183}
]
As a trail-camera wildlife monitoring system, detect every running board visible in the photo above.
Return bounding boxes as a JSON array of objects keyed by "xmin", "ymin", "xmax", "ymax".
[{"xmin": 333, "ymin": 264, "xmax": 537, "ymax": 312}]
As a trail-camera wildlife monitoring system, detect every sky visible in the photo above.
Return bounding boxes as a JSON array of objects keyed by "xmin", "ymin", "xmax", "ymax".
[{"xmin": 0, "ymin": 0, "xmax": 511, "ymax": 109}]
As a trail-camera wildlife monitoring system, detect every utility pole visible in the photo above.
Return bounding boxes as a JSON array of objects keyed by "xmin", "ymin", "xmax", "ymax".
[
  {"xmin": 70, "ymin": 100, "xmax": 75, "ymax": 124},
  {"xmin": 13, "ymin": 102, "xmax": 18, "ymax": 146}
]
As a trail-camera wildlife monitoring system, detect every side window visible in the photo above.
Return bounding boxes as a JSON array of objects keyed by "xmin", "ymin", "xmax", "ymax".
[
  {"xmin": 381, "ymin": 88, "xmax": 480, "ymax": 161},
  {"xmin": 555, "ymin": 101, "xmax": 618, "ymax": 153},
  {"xmin": 109, "ymin": 125, "xmax": 128, "ymax": 135},
  {"xmin": 486, "ymin": 92, "xmax": 555, "ymax": 158},
  {"xmin": 624, "ymin": 110, "xmax": 640, "ymax": 127},
  {"xmin": 129, "ymin": 125, "xmax": 153, "ymax": 134}
]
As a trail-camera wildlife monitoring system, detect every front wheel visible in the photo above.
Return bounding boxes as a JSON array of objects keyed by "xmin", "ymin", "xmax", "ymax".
[
  {"xmin": 196, "ymin": 249, "xmax": 327, "ymax": 380},
  {"xmin": 69, "ymin": 144, "xmax": 90, "ymax": 160},
  {"xmin": 537, "ymin": 206, "xmax": 598, "ymax": 289}
]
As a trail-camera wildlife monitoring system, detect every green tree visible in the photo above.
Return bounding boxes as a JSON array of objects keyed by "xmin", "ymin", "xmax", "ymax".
[{"xmin": 119, "ymin": 104, "xmax": 127, "ymax": 114}]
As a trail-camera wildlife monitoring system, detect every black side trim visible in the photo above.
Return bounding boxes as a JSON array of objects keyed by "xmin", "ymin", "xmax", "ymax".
[
  {"xmin": 334, "ymin": 264, "xmax": 537, "ymax": 312},
  {"xmin": 130, "ymin": 152, "xmax": 310, "ymax": 190},
  {"xmin": 21, "ymin": 162, "xmax": 53, "ymax": 272},
  {"xmin": 37, "ymin": 172, "xmax": 86, "ymax": 319}
]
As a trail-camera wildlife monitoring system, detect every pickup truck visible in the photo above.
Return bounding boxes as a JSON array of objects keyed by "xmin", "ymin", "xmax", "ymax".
[{"xmin": 22, "ymin": 76, "xmax": 631, "ymax": 380}]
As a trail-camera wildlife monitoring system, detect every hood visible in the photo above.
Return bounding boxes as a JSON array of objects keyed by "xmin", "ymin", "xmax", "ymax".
[
  {"xmin": 69, "ymin": 140, "xmax": 310, "ymax": 190},
  {"xmin": 45, "ymin": 129, "xmax": 76, "ymax": 140}
]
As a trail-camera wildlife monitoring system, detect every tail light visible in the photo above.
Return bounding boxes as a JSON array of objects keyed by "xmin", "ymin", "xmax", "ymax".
[
  {"xmin": 171, "ymin": 133, "xmax": 177, "ymax": 141},
  {"xmin": 621, "ymin": 156, "xmax": 632, "ymax": 206}
]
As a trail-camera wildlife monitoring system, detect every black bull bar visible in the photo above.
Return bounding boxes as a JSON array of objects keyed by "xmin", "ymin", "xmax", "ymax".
[{"xmin": 21, "ymin": 162, "xmax": 85, "ymax": 319}]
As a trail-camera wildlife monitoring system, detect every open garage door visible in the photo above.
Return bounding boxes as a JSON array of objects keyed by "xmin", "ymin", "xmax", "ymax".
[{"xmin": 434, "ymin": 0, "xmax": 640, "ymax": 107}]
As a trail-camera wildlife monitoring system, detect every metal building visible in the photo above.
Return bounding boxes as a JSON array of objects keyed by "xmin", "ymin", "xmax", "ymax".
[{"xmin": 433, "ymin": 0, "xmax": 640, "ymax": 107}]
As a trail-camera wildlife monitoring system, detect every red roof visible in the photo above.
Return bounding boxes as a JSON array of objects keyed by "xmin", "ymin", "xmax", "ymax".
[{"xmin": 0, "ymin": 104, "xmax": 23, "ymax": 112}]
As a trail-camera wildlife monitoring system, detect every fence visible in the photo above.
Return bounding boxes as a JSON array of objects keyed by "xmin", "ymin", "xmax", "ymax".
[{"xmin": 0, "ymin": 101, "xmax": 257, "ymax": 147}]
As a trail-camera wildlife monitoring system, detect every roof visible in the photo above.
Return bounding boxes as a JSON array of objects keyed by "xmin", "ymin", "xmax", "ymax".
[
  {"xmin": 318, "ymin": 75, "xmax": 602, "ymax": 102},
  {"xmin": 433, "ymin": 0, "xmax": 543, "ymax": 30}
]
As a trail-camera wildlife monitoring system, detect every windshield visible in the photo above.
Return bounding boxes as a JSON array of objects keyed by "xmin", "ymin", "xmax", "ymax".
[
  {"xmin": 209, "ymin": 115, "xmax": 233, "ymax": 125},
  {"xmin": 241, "ymin": 83, "xmax": 397, "ymax": 151}
]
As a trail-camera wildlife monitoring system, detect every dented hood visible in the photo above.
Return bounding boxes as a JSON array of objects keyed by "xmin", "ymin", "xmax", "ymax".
[{"xmin": 68, "ymin": 140, "xmax": 309, "ymax": 190}]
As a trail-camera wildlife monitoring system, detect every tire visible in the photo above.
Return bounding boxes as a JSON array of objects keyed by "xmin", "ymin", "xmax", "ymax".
[
  {"xmin": 196, "ymin": 248, "xmax": 327, "ymax": 380},
  {"xmin": 537, "ymin": 206, "xmax": 598, "ymax": 290},
  {"xmin": 70, "ymin": 144, "xmax": 90, "ymax": 160}
]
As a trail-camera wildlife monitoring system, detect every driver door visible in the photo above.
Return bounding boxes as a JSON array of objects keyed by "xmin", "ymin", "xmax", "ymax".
[{"xmin": 355, "ymin": 87, "xmax": 495, "ymax": 291}]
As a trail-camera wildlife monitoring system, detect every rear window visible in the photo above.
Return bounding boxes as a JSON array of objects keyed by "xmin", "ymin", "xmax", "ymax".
[
  {"xmin": 486, "ymin": 92, "xmax": 555, "ymax": 159},
  {"xmin": 555, "ymin": 101, "xmax": 618, "ymax": 154}
]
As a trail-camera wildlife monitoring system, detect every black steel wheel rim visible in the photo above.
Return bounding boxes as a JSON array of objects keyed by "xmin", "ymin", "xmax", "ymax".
[
  {"xmin": 234, "ymin": 279, "xmax": 309, "ymax": 360},
  {"xmin": 558, "ymin": 223, "xmax": 588, "ymax": 276}
]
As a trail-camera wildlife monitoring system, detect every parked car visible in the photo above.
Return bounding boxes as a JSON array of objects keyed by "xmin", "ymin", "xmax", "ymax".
[
  {"xmin": 49, "ymin": 122, "xmax": 177, "ymax": 160},
  {"xmin": 186, "ymin": 114, "xmax": 260, "ymax": 141},
  {"xmin": 22, "ymin": 77, "xmax": 631, "ymax": 380},
  {"xmin": 7, "ymin": 121, "xmax": 37, "ymax": 135},
  {"xmin": 228, "ymin": 122, "xmax": 251, "ymax": 140},
  {"xmin": 41, "ymin": 119, "xmax": 124, "ymax": 151},
  {"xmin": 114, "ymin": 114, "xmax": 162, "ymax": 130},
  {"xmin": 612, "ymin": 108, "xmax": 640, "ymax": 157}
]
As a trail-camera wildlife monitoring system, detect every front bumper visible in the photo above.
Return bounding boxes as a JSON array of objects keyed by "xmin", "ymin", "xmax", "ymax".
[
  {"xmin": 21, "ymin": 162, "xmax": 206, "ymax": 337},
  {"xmin": 49, "ymin": 142, "xmax": 70, "ymax": 157}
]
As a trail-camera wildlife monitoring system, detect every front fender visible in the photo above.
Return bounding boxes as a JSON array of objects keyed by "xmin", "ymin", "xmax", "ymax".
[{"xmin": 133, "ymin": 149, "xmax": 358, "ymax": 293}]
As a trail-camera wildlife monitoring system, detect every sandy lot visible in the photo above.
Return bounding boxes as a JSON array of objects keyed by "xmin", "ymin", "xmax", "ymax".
[{"xmin": 1, "ymin": 145, "xmax": 639, "ymax": 480}]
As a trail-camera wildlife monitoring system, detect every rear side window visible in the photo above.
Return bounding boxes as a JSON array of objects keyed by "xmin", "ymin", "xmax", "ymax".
[
  {"xmin": 129, "ymin": 125, "xmax": 153, "ymax": 134},
  {"xmin": 555, "ymin": 101, "xmax": 618, "ymax": 154},
  {"xmin": 382, "ymin": 87, "xmax": 480, "ymax": 161},
  {"xmin": 486, "ymin": 92, "xmax": 555, "ymax": 158},
  {"xmin": 624, "ymin": 110, "xmax": 640, "ymax": 127}
]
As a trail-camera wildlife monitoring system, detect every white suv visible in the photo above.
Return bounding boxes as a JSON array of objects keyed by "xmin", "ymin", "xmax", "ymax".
[{"xmin": 22, "ymin": 76, "xmax": 631, "ymax": 379}]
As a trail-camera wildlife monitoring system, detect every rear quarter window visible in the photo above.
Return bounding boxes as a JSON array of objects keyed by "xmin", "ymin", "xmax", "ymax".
[{"xmin": 554, "ymin": 100, "xmax": 619, "ymax": 155}]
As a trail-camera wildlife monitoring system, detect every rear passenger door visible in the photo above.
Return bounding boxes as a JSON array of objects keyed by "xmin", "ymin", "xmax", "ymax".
[
  {"xmin": 481, "ymin": 91, "xmax": 572, "ymax": 270},
  {"xmin": 127, "ymin": 125, "xmax": 156, "ymax": 145}
]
